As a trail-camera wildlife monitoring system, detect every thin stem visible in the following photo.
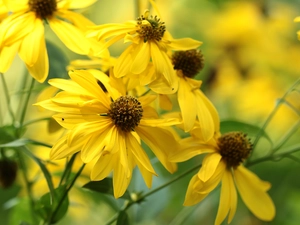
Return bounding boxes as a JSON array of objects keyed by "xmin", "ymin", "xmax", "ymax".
[
  {"xmin": 252, "ymin": 78, "xmax": 300, "ymax": 150},
  {"xmin": 105, "ymin": 163, "xmax": 201, "ymax": 225},
  {"xmin": 134, "ymin": 0, "xmax": 140, "ymax": 18},
  {"xmin": 15, "ymin": 149, "xmax": 38, "ymax": 224},
  {"xmin": 59, "ymin": 154, "xmax": 77, "ymax": 186},
  {"xmin": 22, "ymin": 117, "xmax": 52, "ymax": 127},
  {"xmin": 0, "ymin": 73, "xmax": 16, "ymax": 123},
  {"xmin": 18, "ymin": 78, "xmax": 35, "ymax": 131},
  {"xmin": 48, "ymin": 163, "xmax": 86, "ymax": 224},
  {"xmin": 247, "ymin": 143, "xmax": 300, "ymax": 166}
]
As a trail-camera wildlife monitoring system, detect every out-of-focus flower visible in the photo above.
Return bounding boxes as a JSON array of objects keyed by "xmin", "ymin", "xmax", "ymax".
[
  {"xmin": 0, "ymin": 159, "xmax": 18, "ymax": 188},
  {"xmin": 171, "ymin": 124, "xmax": 275, "ymax": 224},
  {"xmin": 87, "ymin": 8, "xmax": 202, "ymax": 93},
  {"xmin": 0, "ymin": 0, "xmax": 99, "ymax": 82},
  {"xmin": 36, "ymin": 69, "xmax": 180, "ymax": 198}
]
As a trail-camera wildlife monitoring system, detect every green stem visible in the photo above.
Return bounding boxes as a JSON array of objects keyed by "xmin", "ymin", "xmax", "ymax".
[
  {"xmin": 48, "ymin": 163, "xmax": 86, "ymax": 224},
  {"xmin": 15, "ymin": 149, "xmax": 38, "ymax": 224},
  {"xmin": 247, "ymin": 143, "xmax": 300, "ymax": 166},
  {"xmin": 18, "ymin": 78, "xmax": 35, "ymax": 131},
  {"xmin": 22, "ymin": 117, "xmax": 52, "ymax": 127},
  {"xmin": 252, "ymin": 78, "xmax": 300, "ymax": 150},
  {"xmin": 105, "ymin": 163, "xmax": 201, "ymax": 225},
  {"xmin": 134, "ymin": 0, "xmax": 141, "ymax": 18},
  {"xmin": 59, "ymin": 154, "xmax": 77, "ymax": 186},
  {"xmin": 0, "ymin": 73, "xmax": 16, "ymax": 123}
]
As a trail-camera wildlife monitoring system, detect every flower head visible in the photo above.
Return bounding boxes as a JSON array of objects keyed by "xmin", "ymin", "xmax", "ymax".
[
  {"xmin": 0, "ymin": 0, "xmax": 99, "ymax": 82},
  {"xmin": 171, "ymin": 126, "xmax": 275, "ymax": 224},
  {"xmin": 36, "ymin": 69, "xmax": 180, "ymax": 198},
  {"xmin": 87, "ymin": 8, "xmax": 202, "ymax": 93}
]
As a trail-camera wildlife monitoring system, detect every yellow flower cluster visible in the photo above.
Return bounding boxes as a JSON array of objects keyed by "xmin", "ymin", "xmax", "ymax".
[{"xmin": 0, "ymin": 0, "xmax": 282, "ymax": 224}]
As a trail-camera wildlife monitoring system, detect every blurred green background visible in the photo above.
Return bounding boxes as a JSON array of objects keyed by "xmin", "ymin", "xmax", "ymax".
[{"xmin": 1, "ymin": 0, "xmax": 300, "ymax": 224}]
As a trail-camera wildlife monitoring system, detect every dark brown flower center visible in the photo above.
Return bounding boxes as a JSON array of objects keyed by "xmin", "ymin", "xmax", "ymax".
[
  {"xmin": 29, "ymin": 0, "xmax": 57, "ymax": 19},
  {"xmin": 108, "ymin": 96, "xmax": 143, "ymax": 132},
  {"xmin": 172, "ymin": 50, "xmax": 204, "ymax": 78},
  {"xmin": 136, "ymin": 10, "xmax": 166, "ymax": 42},
  {"xmin": 218, "ymin": 132, "xmax": 253, "ymax": 168}
]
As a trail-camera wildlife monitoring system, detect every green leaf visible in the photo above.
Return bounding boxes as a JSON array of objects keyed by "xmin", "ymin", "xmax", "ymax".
[
  {"xmin": 116, "ymin": 210, "xmax": 129, "ymax": 225},
  {"xmin": 35, "ymin": 185, "xmax": 69, "ymax": 224},
  {"xmin": 9, "ymin": 197, "xmax": 35, "ymax": 225},
  {"xmin": 0, "ymin": 125, "xmax": 16, "ymax": 144},
  {"xmin": 82, "ymin": 178, "xmax": 131, "ymax": 200},
  {"xmin": 46, "ymin": 40, "xmax": 69, "ymax": 81},
  {"xmin": 0, "ymin": 138, "xmax": 52, "ymax": 148},
  {"xmin": 220, "ymin": 120, "xmax": 272, "ymax": 144}
]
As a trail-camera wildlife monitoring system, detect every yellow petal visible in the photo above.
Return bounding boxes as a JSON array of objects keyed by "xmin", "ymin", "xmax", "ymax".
[
  {"xmin": 159, "ymin": 94, "xmax": 172, "ymax": 111},
  {"xmin": 56, "ymin": 10, "xmax": 94, "ymax": 31},
  {"xmin": 69, "ymin": 70, "xmax": 111, "ymax": 106},
  {"xmin": 170, "ymin": 137, "xmax": 215, "ymax": 162},
  {"xmin": 136, "ymin": 126, "xmax": 178, "ymax": 173},
  {"xmin": 25, "ymin": 37, "xmax": 49, "ymax": 83},
  {"xmin": 178, "ymin": 77, "xmax": 197, "ymax": 132},
  {"xmin": 234, "ymin": 165, "xmax": 275, "ymax": 221},
  {"xmin": 167, "ymin": 36, "xmax": 202, "ymax": 50},
  {"xmin": 49, "ymin": 18, "xmax": 90, "ymax": 55},
  {"xmin": 127, "ymin": 134, "xmax": 156, "ymax": 175},
  {"xmin": 114, "ymin": 45, "xmax": 133, "ymax": 78},
  {"xmin": 215, "ymin": 169, "xmax": 237, "ymax": 225},
  {"xmin": 19, "ymin": 18, "xmax": 44, "ymax": 67},
  {"xmin": 113, "ymin": 163, "xmax": 130, "ymax": 198},
  {"xmin": 0, "ymin": 41, "xmax": 19, "ymax": 73},
  {"xmin": 194, "ymin": 90, "xmax": 216, "ymax": 142},
  {"xmin": 50, "ymin": 135, "xmax": 83, "ymax": 160},
  {"xmin": 294, "ymin": 16, "xmax": 300, "ymax": 22},
  {"xmin": 66, "ymin": 0, "xmax": 97, "ymax": 9},
  {"xmin": 0, "ymin": 12, "xmax": 35, "ymax": 47},
  {"xmin": 90, "ymin": 152, "xmax": 115, "ymax": 180},
  {"xmin": 183, "ymin": 174, "xmax": 209, "ymax": 206},
  {"xmin": 131, "ymin": 42, "xmax": 150, "ymax": 74},
  {"xmin": 198, "ymin": 153, "xmax": 222, "ymax": 182},
  {"xmin": 138, "ymin": 94, "xmax": 156, "ymax": 106},
  {"xmin": 140, "ymin": 117, "xmax": 180, "ymax": 127}
]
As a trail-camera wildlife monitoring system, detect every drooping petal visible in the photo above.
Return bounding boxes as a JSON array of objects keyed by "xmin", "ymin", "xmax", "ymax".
[
  {"xmin": 167, "ymin": 36, "xmax": 202, "ymax": 50},
  {"xmin": 49, "ymin": 18, "xmax": 90, "ymax": 55},
  {"xmin": 178, "ymin": 77, "xmax": 197, "ymax": 132},
  {"xmin": 127, "ymin": 134, "xmax": 156, "ymax": 175},
  {"xmin": 90, "ymin": 151, "xmax": 115, "ymax": 180},
  {"xmin": 198, "ymin": 153, "xmax": 222, "ymax": 182},
  {"xmin": 136, "ymin": 126, "xmax": 178, "ymax": 173},
  {"xmin": 25, "ymin": 37, "xmax": 49, "ymax": 83},
  {"xmin": 131, "ymin": 42, "xmax": 150, "ymax": 74},
  {"xmin": 50, "ymin": 135, "xmax": 84, "ymax": 160},
  {"xmin": 234, "ymin": 165, "xmax": 275, "ymax": 221},
  {"xmin": 113, "ymin": 163, "xmax": 130, "ymax": 198},
  {"xmin": 138, "ymin": 94, "xmax": 157, "ymax": 106},
  {"xmin": 114, "ymin": 45, "xmax": 134, "ymax": 78},
  {"xmin": 0, "ymin": 41, "xmax": 19, "ymax": 73},
  {"xmin": 215, "ymin": 169, "xmax": 237, "ymax": 225},
  {"xmin": 170, "ymin": 137, "xmax": 215, "ymax": 162},
  {"xmin": 19, "ymin": 18, "xmax": 44, "ymax": 67},
  {"xmin": 183, "ymin": 174, "xmax": 209, "ymax": 206}
]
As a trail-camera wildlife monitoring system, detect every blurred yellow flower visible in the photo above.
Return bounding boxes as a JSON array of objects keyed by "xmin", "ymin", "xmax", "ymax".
[
  {"xmin": 87, "ymin": 9, "xmax": 202, "ymax": 93},
  {"xmin": 171, "ymin": 127, "xmax": 275, "ymax": 225},
  {"xmin": 36, "ymin": 69, "xmax": 180, "ymax": 198},
  {"xmin": 0, "ymin": 0, "xmax": 97, "ymax": 82}
]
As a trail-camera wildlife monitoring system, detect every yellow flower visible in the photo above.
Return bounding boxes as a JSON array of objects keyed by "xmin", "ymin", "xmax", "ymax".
[
  {"xmin": 87, "ymin": 9, "xmax": 202, "ymax": 92},
  {"xmin": 0, "ymin": 0, "xmax": 97, "ymax": 82},
  {"xmin": 163, "ymin": 50, "xmax": 219, "ymax": 140},
  {"xmin": 36, "ymin": 69, "xmax": 180, "ymax": 198},
  {"xmin": 171, "ymin": 128, "xmax": 275, "ymax": 224},
  {"xmin": 294, "ymin": 16, "xmax": 300, "ymax": 40}
]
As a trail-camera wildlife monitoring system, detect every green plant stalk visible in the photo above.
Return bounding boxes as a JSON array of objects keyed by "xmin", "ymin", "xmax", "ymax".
[
  {"xmin": 45, "ymin": 163, "xmax": 86, "ymax": 225},
  {"xmin": 18, "ymin": 77, "xmax": 35, "ymax": 133},
  {"xmin": 105, "ymin": 163, "xmax": 202, "ymax": 225},
  {"xmin": 15, "ymin": 148, "xmax": 38, "ymax": 224},
  {"xmin": 247, "ymin": 143, "xmax": 300, "ymax": 166},
  {"xmin": 252, "ymin": 78, "xmax": 300, "ymax": 150},
  {"xmin": 59, "ymin": 153, "xmax": 77, "ymax": 186},
  {"xmin": 0, "ymin": 73, "xmax": 16, "ymax": 123}
]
